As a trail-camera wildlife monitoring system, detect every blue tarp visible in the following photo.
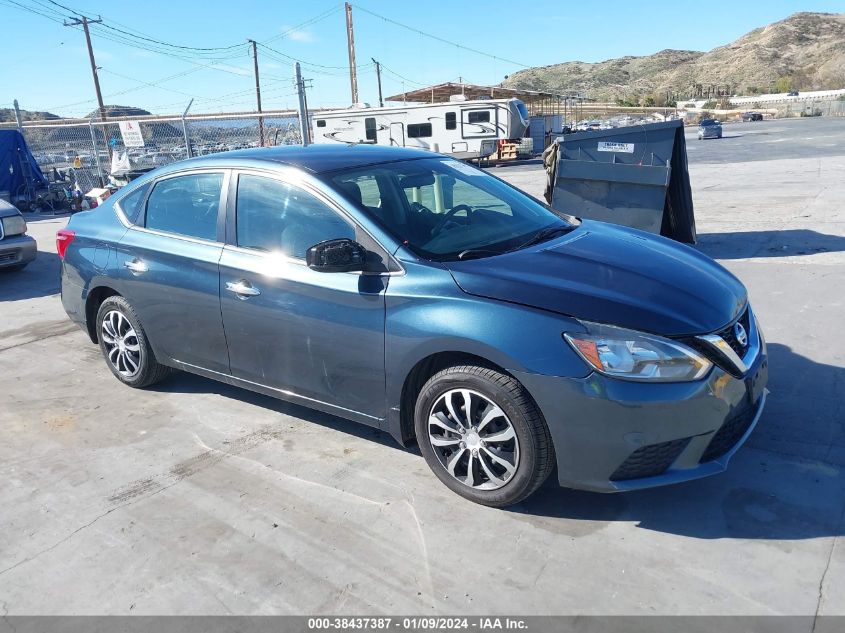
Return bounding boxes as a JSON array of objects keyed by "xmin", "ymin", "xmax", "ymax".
[{"xmin": 0, "ymin": 130, "xmax": 47, "ymax": 197}]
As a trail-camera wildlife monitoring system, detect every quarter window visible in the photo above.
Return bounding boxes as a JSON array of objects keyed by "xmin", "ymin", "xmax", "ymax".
[
  {"xmin": 445, "ymin": 112, "xmax": 457, "ymax": 130},
  {"xmin": 408, "ymin": 123, "xmax": 433, "ymax": 138},
  {"xmin": 118, "ymin": 183, "xmax": 150, "ymax": 225},
  {"xmin": 468, "ymin": 111, "xmax": 491, "ymax": 123},
  {"xmin": 365, "ymin": 117, "xmax": 377, "ymax": 142},
  {"xmin": 144, "ymin": 172, "xmax": 222, "ymax": 241},
  {"xmin": 235, "ymin": 174, "xmax": 355, "ymax": 259}
]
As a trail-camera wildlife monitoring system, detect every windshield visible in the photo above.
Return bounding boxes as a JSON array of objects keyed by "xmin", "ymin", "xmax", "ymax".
[{"xmin": 326, "ymin": 157, "xmax": 575, "ymax": 261}]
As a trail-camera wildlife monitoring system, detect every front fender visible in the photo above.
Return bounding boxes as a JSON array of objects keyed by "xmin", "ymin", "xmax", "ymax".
[{"xmin": 384, "ymin": 260, "xmax": 590, "ymax": 441}]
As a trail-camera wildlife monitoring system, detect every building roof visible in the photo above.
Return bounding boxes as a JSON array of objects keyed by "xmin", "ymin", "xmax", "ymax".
[{"xmin": 384, "ymin": 82, "xmax": 584, "ymax": 105}]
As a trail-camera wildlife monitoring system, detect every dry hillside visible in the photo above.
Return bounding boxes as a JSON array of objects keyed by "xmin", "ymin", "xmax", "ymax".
[{"xmin": 504, "ymin": 12, "xmax": 845, "ymax": 102}]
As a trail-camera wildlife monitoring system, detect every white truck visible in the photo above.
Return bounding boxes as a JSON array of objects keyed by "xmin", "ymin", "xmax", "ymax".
[{"xmin": 310, "ymin": 97, "xmax": 530, "ymax": 160}]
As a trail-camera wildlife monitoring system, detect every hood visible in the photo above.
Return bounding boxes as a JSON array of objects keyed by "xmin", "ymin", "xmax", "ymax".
[{"xmin": 446, "ymin": 221, "xmax": 747, "ymax": 336}]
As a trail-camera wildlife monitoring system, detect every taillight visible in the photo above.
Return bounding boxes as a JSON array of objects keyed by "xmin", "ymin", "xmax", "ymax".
[{"xmin": 56, "ymin": 229, "xmax": 76, "ymax": 259}]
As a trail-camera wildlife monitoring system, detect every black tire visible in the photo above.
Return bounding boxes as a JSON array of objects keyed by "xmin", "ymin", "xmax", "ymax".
[
  {"xmin": 95, "ymin": 295, "xmax": 170, "ymax": 388},
  {"xmin": 414, "ymin": 365, "xmax": 555, "ymax": 507}
]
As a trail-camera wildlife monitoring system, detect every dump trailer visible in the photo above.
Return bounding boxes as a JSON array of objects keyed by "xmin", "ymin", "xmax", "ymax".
[{"xmin": 543, "ymin": 120, "xmax": 696, "ymax": 243}]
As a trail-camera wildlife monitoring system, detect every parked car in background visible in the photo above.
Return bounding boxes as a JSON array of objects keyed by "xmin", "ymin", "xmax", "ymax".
[
  {"xmin": 58, "ymin": 145, "xmax": 767, "ymax": 507},
  {"xmin": 0, "ymin": 199, "xmax": 37, "ymax": 271},
  {"xmin": 698, "ymin": 119, "xmax": 723, "ymax": 139},
  {"xmin": 741, "ymin": 112, "xmax": 763, "ymax": 122},
  {"xmin": 787, "ymin": 91, "xmax": 799, "ymax": 97}
]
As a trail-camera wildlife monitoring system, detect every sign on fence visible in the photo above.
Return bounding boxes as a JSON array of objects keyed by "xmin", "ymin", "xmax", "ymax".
[{"xmin": 118, "ymin": 121, "xmax": 145, "ymax": 148}]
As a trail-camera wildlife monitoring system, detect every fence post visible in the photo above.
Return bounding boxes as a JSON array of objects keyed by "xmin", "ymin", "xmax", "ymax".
[
  {"xmin": 182, "ymin": 99, "xmax": 194, "ymax": 158},
  {"xmin": 13, "ymin": 99, "xmax": 24, "ymax": 133},
  {"xmin": 89, "ymin": 116, "xmax": 104, "ymax": 187}
]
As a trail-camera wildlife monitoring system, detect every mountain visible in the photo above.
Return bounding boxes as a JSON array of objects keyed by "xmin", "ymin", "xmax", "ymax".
[
  {"xmin": 504, "ymin": 12, "xmax": 845, "ymax": 102},
  {"xmin": 85, "ymin": 105, "xmax": 154, "ymax": 118},
  {"xmin": 0, "ymin": 108, "xmax": 59, "ymax": 123}
]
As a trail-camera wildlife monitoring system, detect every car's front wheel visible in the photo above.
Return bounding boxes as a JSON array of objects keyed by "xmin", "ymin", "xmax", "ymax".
[
  {"xmin": 96, "ymin": 295, "xmax": 170, "ymax": 388},
  {"xmin": 414, "ymin": 365, "xmax": 554, "ymax": 507}
]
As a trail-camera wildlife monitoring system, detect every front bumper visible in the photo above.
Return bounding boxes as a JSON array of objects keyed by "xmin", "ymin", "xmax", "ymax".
[
  {"xmin": 513, "ymin": 345, "xmax": 768, "ymax": 492},
  {"xmin": 0, "ymin": 234, "xmax": 37, "ymax": 268}
]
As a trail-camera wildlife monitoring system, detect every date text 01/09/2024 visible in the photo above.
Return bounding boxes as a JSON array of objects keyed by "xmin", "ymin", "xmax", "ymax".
[{"xmin": 306, "ymin": 617, "xmax": 529, "ymax": 630}]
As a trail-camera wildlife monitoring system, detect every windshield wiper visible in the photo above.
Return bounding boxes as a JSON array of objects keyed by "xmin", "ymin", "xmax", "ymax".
[
  {"xmin": 514, "ymin": 225, "xmax": 574, "ymax": 250},
  {"xmin": 456, "ymin": 248, "xmax": 505, "ymax": 261}
]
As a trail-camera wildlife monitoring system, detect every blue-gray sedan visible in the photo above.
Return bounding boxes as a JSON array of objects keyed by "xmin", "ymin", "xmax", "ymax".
[{"xmin": 58, "ymin": 145, "xmax": 767, "ymax": 506}]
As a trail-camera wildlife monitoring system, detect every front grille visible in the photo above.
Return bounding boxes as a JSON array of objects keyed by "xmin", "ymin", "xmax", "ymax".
[
  {"xmin": 610, "ymin": 437, "xmax": 691, "ymax": 481},
  {"xmin": 700, "ymin": 399, "xmax": 761, "ymax": 463},
  {"xmin": 715, "ymin": 307, "xmax": 751, "ymax": 358},
  {"xmin": 0, "ymin": 251, "xmax": 18, "ymax": 264}
]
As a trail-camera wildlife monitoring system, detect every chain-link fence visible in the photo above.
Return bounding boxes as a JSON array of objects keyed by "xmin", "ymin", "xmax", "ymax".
[{"xmin": 0, "ymin": 110, "xmax": 302, "ymax": 208}]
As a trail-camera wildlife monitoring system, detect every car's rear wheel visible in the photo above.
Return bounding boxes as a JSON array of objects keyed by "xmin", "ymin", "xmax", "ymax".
[
  {"xmin": 96, "ymin": 296, "xmax": 170, "ymax": 388},
  {"xmin": 414, "ymin": 365, "xmax": 554, "ymax": 507}
]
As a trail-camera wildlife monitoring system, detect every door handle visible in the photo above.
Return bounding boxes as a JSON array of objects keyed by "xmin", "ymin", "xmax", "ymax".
[
  {"xmin": 225, "ymin": 280, "xmax": 261, "ymax": 299},
  {"xmin": 123, "ymin": 259, "xmax": 148, "ymax": 274}
]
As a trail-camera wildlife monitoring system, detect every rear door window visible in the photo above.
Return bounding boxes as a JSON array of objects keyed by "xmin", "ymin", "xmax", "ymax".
[
  {"xmin": 145, "ymin": 173, "xmax": 223, "ymax": 241},
  {"xmin": 117, "ymin": 183, "xmax": 150, "ymax": 225}
]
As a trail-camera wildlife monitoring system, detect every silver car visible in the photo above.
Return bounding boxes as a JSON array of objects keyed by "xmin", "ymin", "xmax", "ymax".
[
  {"xmin": 0, "ymin": 200, "xmax": 37, "ymax": 271},
  {"xmin": 698, "ymin": 119, "xmax": 723, "ymax": 140}
]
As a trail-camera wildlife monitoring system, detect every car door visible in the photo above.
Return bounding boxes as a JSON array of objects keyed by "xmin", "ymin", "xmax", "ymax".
[
  {"xmin": 218, "ymin": 170, "xmax": 387, "ymax": 422},
  {"xmin": 115, "ymin": 169, "xmax": 230, "ymax": 374}
]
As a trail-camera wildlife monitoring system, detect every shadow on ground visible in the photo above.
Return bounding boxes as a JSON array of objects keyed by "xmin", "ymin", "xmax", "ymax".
[
  {"xmin": 0, "ymin": 249, "xmax": 61, "ymax": 301},
  {"xmin": 696, "ymin": 229, "xmax": 845, "ymax": 260},
  {"xmin": 514, "ymin": 342, "xmax": 845, "ymax": 539},
  {"xmin": 150, "ymin": 371, "xmax": 404, "ymax": 452},
  {"xmin": 152, "ymin": 341, "xmax": 844, "ymax": 540}
]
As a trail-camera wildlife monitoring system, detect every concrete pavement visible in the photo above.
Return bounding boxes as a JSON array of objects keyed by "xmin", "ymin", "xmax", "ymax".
[{"xmin": 1, "ymin": 117, "xmax": 843, "ymax": 616}]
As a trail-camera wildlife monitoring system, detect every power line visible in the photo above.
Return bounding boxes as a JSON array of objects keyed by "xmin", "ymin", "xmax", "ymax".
[
  {"xmin": 43, "ymin": 0, "xmax": 248, "ymax": 53},
  {"xmin": 378, "ymin": 62, "xmax": 426, "ymax": 87},
  {"xmin": 354, "ymin": 4, "xmax": 531, "ymax": 68},
  {"xmin": 97, "ymin": 22, "xmax": 249, "ymax": 53},
  {"xmin": 258, "ymin": 42, "xmax": 371, "ymax": 72},
  {"xmin": 264, "ymin": 4, "xmax": 343, "ymax": 44},
  {"xmin": 0, "ymin": 0, "xmax": 64, "ymax": 23}
]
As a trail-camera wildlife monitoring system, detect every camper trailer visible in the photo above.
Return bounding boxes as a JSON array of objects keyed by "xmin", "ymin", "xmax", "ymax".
[{"xmin": 311, "ymin": 98, "xmax": 530, "ymax": 160}]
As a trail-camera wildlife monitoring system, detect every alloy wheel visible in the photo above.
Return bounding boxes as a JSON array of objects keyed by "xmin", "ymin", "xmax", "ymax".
[
  {"xmin": 101, "ymin": 310, "xmax": 142, "ymax": 378},
  {"xmin": 427, "ymin": 388, "xmax": 520, "ymax": 490}
]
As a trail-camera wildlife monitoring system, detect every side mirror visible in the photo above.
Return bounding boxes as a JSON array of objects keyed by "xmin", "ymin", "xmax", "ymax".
[{"xmin": 306, "ymin": 238, "xmax": 367, "ymax": 273}]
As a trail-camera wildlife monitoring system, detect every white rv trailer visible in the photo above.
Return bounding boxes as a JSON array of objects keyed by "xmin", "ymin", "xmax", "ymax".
[{"xmin": 310, "ymin": 98, "xmax": 530, "ymax": 160}]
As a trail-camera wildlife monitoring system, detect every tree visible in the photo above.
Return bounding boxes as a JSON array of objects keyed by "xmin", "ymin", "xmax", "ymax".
[{"xmin": 774, "ymin": 76, "xmax": 793, "ymax": 93}]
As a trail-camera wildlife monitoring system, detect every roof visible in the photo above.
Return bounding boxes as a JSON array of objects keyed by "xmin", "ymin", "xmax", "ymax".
[
  {"xmin": 385, "ymin": 82, "xmax": 584, "ymax": 104},
  {"xmin": 170, "ymin": 144, "xmax": 434, "ymax": 174}
]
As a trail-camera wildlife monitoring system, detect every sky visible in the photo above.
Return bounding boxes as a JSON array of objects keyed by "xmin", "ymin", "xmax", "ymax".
[{"xmin": 2, "ymin": 0, "xmax": 843, "ymax": 118}]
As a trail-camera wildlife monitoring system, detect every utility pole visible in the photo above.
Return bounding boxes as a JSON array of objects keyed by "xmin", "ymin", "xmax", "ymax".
[
  {"xmin": 372, "ymin": 58, "xmax": 383, "ymax": 107},
  {"xmin": 65, "ymin": 16, "xmax": 106, "ymax": 121},
  {"xmin": 294, "ymin": 62, "xmax": 311, "ymax": 146},
  {"xmin": 248, "ymin": 40, "xmax": 264, "ymax": 146},
  {"xmin": 345, "ymin": 2, "xmax": 358, "ymax": 104}
]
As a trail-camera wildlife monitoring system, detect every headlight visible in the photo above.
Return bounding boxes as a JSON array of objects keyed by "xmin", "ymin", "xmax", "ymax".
[
  {"xmin": 564, "ymin": 322, "xmax": 712, "ymax": 382},
  {"xmin": 1, "ymin": 215, "xmax": 27, "ymax": 237}
]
